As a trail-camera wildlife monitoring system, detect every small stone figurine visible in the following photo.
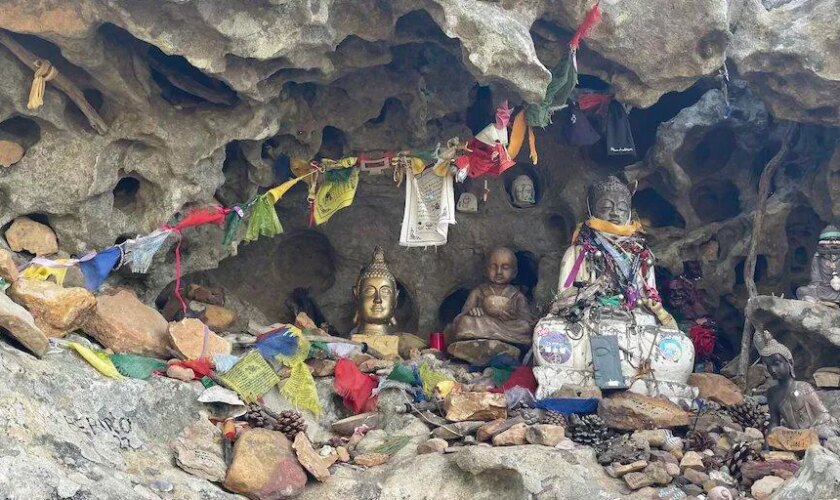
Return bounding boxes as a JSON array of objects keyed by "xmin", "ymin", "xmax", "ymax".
[
  {"xmin": 450, "ymin": 247, "xmax": 534, "ymax": 345},
  {"xmin": 755, "ymin": 329, "xmax": 840, "ymax": 440},
  {"xmin": 511, "ymin": 175, "xmax": 536, "ymax": 208},
  {"xmin": 796, "ymin": 225, "xmax": 840, "ymax": 306}
]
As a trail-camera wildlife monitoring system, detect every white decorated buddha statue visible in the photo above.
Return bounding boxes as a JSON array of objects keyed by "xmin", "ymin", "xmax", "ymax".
[{"xmin": 532, "ymin": 176, "xmax": 697, "ymax": 405}]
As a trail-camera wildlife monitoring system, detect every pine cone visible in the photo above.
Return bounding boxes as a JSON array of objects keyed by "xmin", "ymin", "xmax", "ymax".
[
  {"xmin": 595, "ymin": 434, "xmax": 650, "ymax": 466},
  {"xmin": 277, "ymin": 409, "xmax": 307, "ymax": 441},
  {"xmin": 725, "ymin": 441, "xmax": 762, "ymax": 482},
  {"xmin": 510, "ymin": 408, "xmax": 543, "ymax": 425},
  {"xmin": 725, "ymin": 400, "xmax": 770, "ymax": 434},
  {"xmin": 541, "ymin": 411, "xmax": 567, "ymax": 427},
  {"xmin": 686, "ymin": 430, "xmax": 716, "ymax": 453},
  {"xmin": 568, "ymin": 414, "xmax": 611, "ymax": 447}
]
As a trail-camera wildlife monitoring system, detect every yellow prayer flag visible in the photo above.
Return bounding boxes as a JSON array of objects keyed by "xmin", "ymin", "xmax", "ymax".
[
  {"xmin": 266, "ymin": 176, "xmax": 303, "ymax": 204},
  {"xmin": 313, "ymin": 168, "xmax": 359, "ymax": 225},
  {"xmin": 68, "ymin": 342, "xmax": 125, "ymax": 379}
]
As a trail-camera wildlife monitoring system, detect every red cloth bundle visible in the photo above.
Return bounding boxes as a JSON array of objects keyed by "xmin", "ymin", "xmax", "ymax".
[
  {"xmin": 569, "ymin": 2, "xmax": 603, "ymax": 50},
  {"xmin": 689, "ymin": 323, "xmax": 716, "ymax": 359},
  {"xmin": 334, "ymin": 358, "xmax": 378, "ymax": 414}
]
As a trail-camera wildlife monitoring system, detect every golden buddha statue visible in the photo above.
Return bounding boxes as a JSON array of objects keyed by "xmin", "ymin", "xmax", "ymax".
[
  {"xmin": 450, "ymin": 247, "xmax": 535, "ymax": 345},
  {"xmin": 353, "ymin": 245, "xmax": 398, "ymax": 336}
]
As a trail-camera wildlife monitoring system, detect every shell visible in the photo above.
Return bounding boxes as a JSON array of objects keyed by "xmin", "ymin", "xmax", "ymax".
[{"xmin": 663, "ymin": 436, "xmax": 684, "ymax": 453}]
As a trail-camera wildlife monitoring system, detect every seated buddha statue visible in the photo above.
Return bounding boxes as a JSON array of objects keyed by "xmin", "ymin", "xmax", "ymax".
[
  {"xmin": 533, "ymin": 176, "xmax": 696, "ymax": 404},
  {"xmin": 756, "ymin": 329, "xmax": 840, "ymax": 440},
  {"xmin": 353, "ymin": 245, "xmax": 398, "ymax": 335},
  {"xmin": 796, "ymin": 225, "xmax": 840, "ymax": 306},
  {"xmin": 450, "ymin": 247, "xmax": 535, "ymax": 345}
]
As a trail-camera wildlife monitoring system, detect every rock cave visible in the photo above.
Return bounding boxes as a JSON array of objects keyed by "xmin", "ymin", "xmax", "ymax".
[{"xmin": 1, "ymin": 1, "xmax": 840, "ymax": 499}]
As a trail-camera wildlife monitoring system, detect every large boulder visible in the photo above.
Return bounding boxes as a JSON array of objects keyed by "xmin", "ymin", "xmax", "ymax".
[
  {"xmin": 746, "ymin": 296, "xmax": 840, "ymax": 378},
  {"xmin": 0, "ymin": 292, "xmax": 49, "ymax": 357},
  {"xmin": 223, "ymin": 428, "xmax": 307, "ymax": 500},
  {"xmin": 8, "ymin": 279, "xmax": 96, "ymax": 337},
  {"xmin": 598, "ymin": 392, "xmax": 690, "ymax": 431},
  {"xmin": 168, "ymin": 318, "xmax": 232, "ymax": 360},
  {"xmin": 83, "ymin": 290, "xmax": 170, "ymax": 357},
  {"xmin": 4, "ymin": 217, "xmax": 58, "ymax": 256},
  {"xmin": 770, "ymin": 445, "xmax": 840, "ymax": 500}
]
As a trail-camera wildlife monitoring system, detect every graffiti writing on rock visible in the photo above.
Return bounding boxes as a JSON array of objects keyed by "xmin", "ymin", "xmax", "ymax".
[{"xmin": 63, "ymin": 412, "xmax": 138, "ymax": 449}]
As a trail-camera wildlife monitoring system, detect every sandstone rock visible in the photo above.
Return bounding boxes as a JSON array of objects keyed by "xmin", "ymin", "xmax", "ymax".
[
  {"xmin": 770, "ymin": 445, "xmax": 840, "ymax": 500},
  {"xmin": 741, "ymin": 459, "xmax": 800, "ymax": 483},
  {"xmin": 201, "ymin": 304, "xmax": 237, "ymax": 331},
  {"xmin": 446, "ymin": 340, "xmax": 520, "ymax": 366},
  {"xmin": 168, "ymin": 318, "xmax": 232, "ymax": 360},
  {"xmin": 751, "ymin": 475, "xmax": 785, "ymax": 500},
  {"xmin": 745, "ymin": 427, "xmax": 765, "ymax": 441},
  {"xmin": 173, "ymin": 417, "xmax": 226, "ymax": 482},
  {"xmin": 631, "ymin": 429, "xmax": 669, "ymax": 448},
  {"xmin": 83, "ymin": 290, "xmax": 170, "ymax": 357},
  {"xmin": 354, "ymin": 452, "xmax": 390, "ymax": 467},
  {"xmin": 525, "ymin": 424, "xmax": 565, "ymax": 447},
  {"xmin": 492, "ymin": 423, "xmax": 527, "ymax": 446},
  {"xmin": 306, "ymin": 359, "xmax": 336, "ymax": 377},
  {"xmin": 476, "ymin": 417, "xmax": 525, "ymax": 442},
  {"xmin": 0, "ymin": 249, "xmax": 18, "ymax": 283},
  {"xmin": 683, "ymin": 467, "xmax": 710, "ymax": 486},
  {"xmin": 398, "ymin": 334, "xmax": 427, "ymax": 359},
  {"xmin": 336, "ymin": 446, "xmax": 350, "ymax": 462},
  {"xmin": 606, "ymin": 460, "xmax": 647, "ymax": 478},
  {"xmin": 5, "ymin": 217, "xmax": 58, "ymax": 256},
  {"xmin": 416, "ymin": 438, "xmax": 448, "ymax": 455},
  {"xmin": 623, "ymin": 472, "xmax": 653, "ymax": 490},
  {"xmin": 767, "ymin": 427, "xmax": 820, "ymax": 452},
  {"xmin": 0, "ymin": 140, "xmax": 24, "ymax": 168},
  {"xmin": 597, "ymin": 392, "xmax": 690, "ymax": 430},
  {"xmin": 224, "ymin": 429, "xmax": 307, "ymax": 499},
  {"xmin": 649, "ymin": 450, "xmax": 680, "ymax": 466},
  {"xmin": 761, "ymin": 451, "xmax": 798, "ymax": 462},
  {"xmin": 166, "ymin": 365, "xmax": 195, "ymax": 382},
  {"xmin": 665, "ymin": 462, "xmax": 680, "ymax": 477},
  {"xmin": 8, "ymin": 279, "xmax": 95, "ymax": 337},
  {"xmin": 0, "ymin": 292, "xmax": 49, "ymax": 357},
  {"xmin": 357, "ymin": 358, "xmax": 393, "ymax": 373},
  {"xmin": 643, "ymin": 461, "xmax": 672, "ymax": 485},
  {"xmin": 680, "ymin": 451, "xmax": 705, "ymax": 471},
  {"xmin": 292, "ymin": 432, "xmax": 330, "ymax": 482},
  {"xmin": 444, "ymin": 390, "xmax": 506, "ymax": 422},
  {"xmin": 814, "ymin": 368, "xmax": 840, "ymax": 388},
  {"xmin": 186, "ymin": 284, "xmax": 225, "ymax": 306},
  {"xmin": 688, "ymin": 373, "xmax": 744, "ymax": 406},
  {"xmin": 294, "ymin": 312, "xmax": 317, "ymax": 330}
]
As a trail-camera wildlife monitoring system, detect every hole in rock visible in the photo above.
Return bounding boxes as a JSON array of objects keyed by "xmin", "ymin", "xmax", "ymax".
[
  {"xmin": 64, "ymin": 88, "xmax": 106, "ymax": 133},
  {"xmin": 734, "ymin": 255, "xmax": 768, "ymax": 285},
  {"xmin": 632, "ymin": 188, "xmax": 686, "ymax": 228},
  {"xmin": 690, "ymin": 179, "xmax": 740, "ymax": 223},
  {"xmin": 438, "ymin": 287, "xmax": 471, "ymax": 329},
  {"xmin": 513, "ymin": 251, "xmax": 539, "ymax": 300},
  {"xmin": 791, "ymin": 246, "xmax": 809, "ymax": 273},
  {"xmin": 114, "ymin": 234, "xmax": 132, "ymax": 245},
  {"xmin": 466, "ymin": 86, "xmax": 494, "ymax": 135},
  {"xmin": 785, "ymin": 205, "xmax": 823, "ymax": 275},
  {"xmin": 546, "ymin": 214, "xmax": 570, "ymax": 245},
  {"xmin": 395, "ymin": 10, "xmax": 450, "ymax": 42},
  {"xmin": 0, "ymin": 116, "xmax": 41, "ymax": 149},
  {"xmin": 316, "ymin": 126, "xmax": 346, "ymax": 160},
  {"xmin": 680, "ymin": 127, "xmax": 736, "ymax": 177},
  {"xmin": 366, "ymin": 98, "xmax": 404, "ymax": 126},
  {"xmin": 626, "ymin": 83, "xmax": 709, "ymax": 158},
  {"xmin": 683, "ymin": 260, "xmax": 703, "ymax": 280},
  {"xmin": 112, "ymin": 176, "xmax": 141, "ymax": 211},
  {"xmin": 146, "ymin": 46, "xmax": 239, "ymax": 108},
  {"xmin": 394, "ymin": 281, "xmax": 419, "ymax": 334},
  {"xmin": 503, "ymin": 164, "xmax": 541, "ymax": 208}
]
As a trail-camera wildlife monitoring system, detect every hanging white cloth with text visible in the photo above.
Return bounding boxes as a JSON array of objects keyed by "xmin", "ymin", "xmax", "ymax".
[{"xmin": 399, "ymin": 168, "xmax": 456, "ymax": 247}]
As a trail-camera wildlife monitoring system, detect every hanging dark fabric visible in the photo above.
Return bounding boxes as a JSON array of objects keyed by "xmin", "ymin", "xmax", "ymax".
[
  {"xmin": 606, "ymin": 100, "xmax": 636, "ymax": 157},
  {"xmin": 562, "ymin": 104, "xmax": 601, "ymax": 146}
]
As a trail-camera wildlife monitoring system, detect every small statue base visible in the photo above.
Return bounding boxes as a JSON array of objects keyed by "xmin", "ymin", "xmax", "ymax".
[{"xmin": 351, "ymin": 334, "xmax": 400, "ymax": 360}]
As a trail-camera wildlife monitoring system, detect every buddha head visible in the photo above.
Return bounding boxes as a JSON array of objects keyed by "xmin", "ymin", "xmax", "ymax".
[
  {"xmin": 486, "ymin": 247, "xmax": 518, "ymax": 286},
  {"xmin": 755, "ymin": 329, "xmax": 795, "ymax": 380},
  {"xmin": 588, "ymin": 175, "xmax": 632, "ymax": 225},
  {"xmin": 354, "ymin": 245, "xmax": 398, "ymax": 334},
  {"xmin": 511, "ymin": 175, "xmax": 536, "ymax": 207}
]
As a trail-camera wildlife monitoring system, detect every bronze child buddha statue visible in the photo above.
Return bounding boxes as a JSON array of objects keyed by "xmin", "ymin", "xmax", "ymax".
[{"xmin": 756, "ymin": 329, "xmax": 840, "ymax": 440}]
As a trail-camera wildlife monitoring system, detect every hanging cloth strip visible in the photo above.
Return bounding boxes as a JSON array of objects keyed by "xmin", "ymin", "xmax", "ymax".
[
  {"xmin": 79, "ymin": 247, "xmax": 122, "ymax": 291},
  {"xmin": 245, "ymin": 194, "xmax": 283, "ymax": 242},
  {"xmin": 123, "ymin": 230, "xmax": 171, "ymax": 273},
  {"xmin": 28, "ymin": 59, "xmax": 58, "ymax": 110}
]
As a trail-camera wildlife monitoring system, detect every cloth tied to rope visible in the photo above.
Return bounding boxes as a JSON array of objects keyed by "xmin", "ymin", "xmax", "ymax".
[{"xmin": 28, "ymin": 59, "xmax": 58, "ymax": 110}]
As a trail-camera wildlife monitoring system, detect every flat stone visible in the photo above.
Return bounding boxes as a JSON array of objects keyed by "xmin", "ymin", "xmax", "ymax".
[
  {"xmin": 767, "ymin": 427, "xmax": 820, "ymax": 451},
  {"xmin": 354, "ymin": 452, "xmax": 390, "ymax": 467},
  {"xmin": 166, "ymin": 365, "xmax": 195, "ymax": 382},
  {"xmin": 607, "ymin": 460, "xmax": 647, "ymax": 478},
  {"xmin": 292, "ymin": 432, "xmax": 330, "ymax": 482},
  {"xmin": 168, "ymin": 318, "xmax": 231, "ymax": 360},
  {"xmin": 398, "ymin": 334, "xmax": 427, "ymax": 358},
  {"xmin": 644, "ymin": 461, "xmax": 672, "ymax": 485},
  {"xmin": 476, "ymin": 417, "xmax": 525, "ymax": 442},
  {"xmin": 525, "ymin": 424, "xmax": 565, "ymax": 446},
  {"xmin": 306, "ymin": 358, "xmax": 336, "ymax": 377},
  {"xmin": 83, "ymin": 290, "xmax": 170, "ymax": 357},
  {"xmin": 357, "ymin": 358, "xmax": 393, "ymax": 373},
  {"xmin": 416, "ymin": 438, "xmax": 448, "ymax": 454},
  {"xmin": 351, "ymin": 334, "xmax": 399, "ymax": 360},
  {"xmin": 173, "ymin": 417, "xmax": 226, "ymax": 482},
  {"xmin": 444, "ymin": 390, "xmax": 506, "ymax": 422},
  {"xmin": 814, "ymin": 367, "xmax": 840, "ymax": 388},
  {"xmin": 8, "ymin": 279, "xmax": 95, "ymax": 337},
  {"xmin": 624, "ymin": 472, "xmax": 653, "ymax": 490},
  {"xmin": 0, "ymin": 292, "xmax": 49, "ymax": 357},
  {"xmin": 680, "ymin": 451, "xmax": 705, "ymax": 471},
  {"xmin": 665, "ymin": 462, "xmax": 680, "ymax": 477},
  {"xmin": 492, "ymin": 423, "xmax": 527, "ymax": 446},
  {"xmin": 761, "ymin": 451, "xmax": 798, "ymax": 461},
  {"xmin": 683, "ymin": 468, "xmax": 710, "ymax": 486},
  {"xmin": 688, "ymin": 373, "xmax": 744, "ymax": 406},
  {"xmin": 446, "ymin": 339, "xmax": 520, "ymax": 366},
  {"xmin": 5, "ymin": 217, "xmax": 58, "ymax": 256},
  {"xmin": 336, "ymin": 446, "xmax": 350, "ymax": 462},
  {"xmin": 432, "ymin": 421, "xmax": 484, "ymax": 441},
  {"xmin": 597, "ymin": 392, "xmax": 690, "ymax": 430},
  {"xmin": 200, "ymin": 304, "xmax": 237, "ymax": 331},
  {"xmin": 741, "ymin": 459, "xmax": 800, "ymax": 483},
  {"xmin": 0, "ymin": 140, "xmax": 24, "ymax": 168},
  {"xmin": 186, "ymin": 284, "xmax": 225, "ymax": 306},
  {"xmin": 0, "ymin": 249, "xmax": 18, "ymax": 283},
  {"xmin": 632, "ymin": 429, "xmax": 669, "ymax": 448},
  {"xmin": 649, "ymin": 450, "xmax": 680, "ymax": 466},
  {"xmin": 224, "ymin": 429, "xmax": 307, "ymax": 499},
  {"xmin": 751, "ymin": 475, "xmax": 785, "ymax": 500}
]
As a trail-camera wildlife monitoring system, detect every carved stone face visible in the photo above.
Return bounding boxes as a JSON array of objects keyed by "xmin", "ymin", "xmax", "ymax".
[
  {"xmin": 486, "ymin": 249, "xmax": 517, "ymax": 286},
  {"xmin": 591, "ymin": 192, "xmax": 631, "ymax": 225},
  {"xmin": 512, "ymin": 175, "xmax": 535, "ymax": 207},
  {"xmin": 763, "ymin": 353, "xmax": 792, "ymax": 381},
  {"xmin": 355, "ymin": 276, "xmax": 396, "ymax": 325}
]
